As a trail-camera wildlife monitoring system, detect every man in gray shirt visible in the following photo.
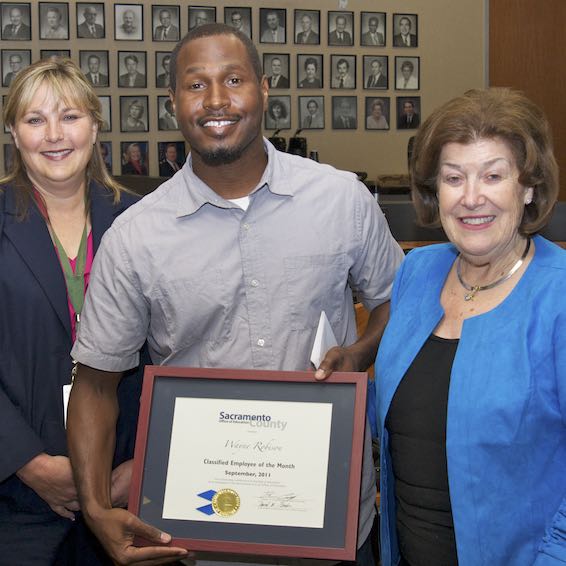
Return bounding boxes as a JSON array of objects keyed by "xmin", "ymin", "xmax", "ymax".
[{"xmin": 68, "ymin": 23, "xmax": 403, "ymax": 566}]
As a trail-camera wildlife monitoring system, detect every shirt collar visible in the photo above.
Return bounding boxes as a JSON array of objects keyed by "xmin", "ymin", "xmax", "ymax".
[{"xmin": 175, "ymin": 138, "xmax": 294, "ymax": 217}]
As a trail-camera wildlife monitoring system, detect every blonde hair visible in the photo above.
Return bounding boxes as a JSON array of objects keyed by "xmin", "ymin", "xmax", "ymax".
[{"xmin": 1, "ymin": 57, "xmax": 125, "ymax": 212}]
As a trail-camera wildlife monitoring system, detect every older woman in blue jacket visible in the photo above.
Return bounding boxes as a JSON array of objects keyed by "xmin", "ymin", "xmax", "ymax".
[{"xmin": 376, "ymin": 88, "xmax": 565, "ymax": 565}]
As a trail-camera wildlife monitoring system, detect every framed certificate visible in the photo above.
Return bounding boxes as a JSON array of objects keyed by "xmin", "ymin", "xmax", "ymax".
[{"xmin": 129, "ymin": 366, "xmax": 368, "ymax": 561}]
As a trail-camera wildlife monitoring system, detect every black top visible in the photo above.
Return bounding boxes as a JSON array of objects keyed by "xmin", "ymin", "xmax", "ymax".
[{"xmin": 385, "ymin": 334, "xmax": 459, "ymax": 566}]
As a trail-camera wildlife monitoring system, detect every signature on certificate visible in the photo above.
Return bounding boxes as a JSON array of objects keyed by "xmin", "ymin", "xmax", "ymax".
[{"xmin": 257, "ymin": 491, "xmax": 307, "ymax": 510}]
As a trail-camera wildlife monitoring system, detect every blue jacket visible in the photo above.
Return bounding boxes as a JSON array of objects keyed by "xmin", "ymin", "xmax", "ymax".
[
  {"xmin": 376, "ymin": 236, "xmax": 566, "ymax": 565},
  {"xmin": 0, "ymin": 183, "xmax": 145, "ymax": 563}
]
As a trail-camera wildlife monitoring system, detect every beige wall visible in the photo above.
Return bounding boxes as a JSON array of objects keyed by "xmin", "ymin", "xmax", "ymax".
[{"xmin": 0, "ymin": 0, "xmax": 486, "ymax": 179}]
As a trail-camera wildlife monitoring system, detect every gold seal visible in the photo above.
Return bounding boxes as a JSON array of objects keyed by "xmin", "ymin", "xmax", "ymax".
[{"xmin": 212, "ymin": 489, "xmax": 240, "ymax": 517}]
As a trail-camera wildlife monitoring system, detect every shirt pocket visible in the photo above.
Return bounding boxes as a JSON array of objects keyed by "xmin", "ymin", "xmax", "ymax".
[
  {"xmin": 284, "ymin": 253, "xmax": 346, "ymax": 331},
  {"xmin": 155, "ymin": 267, "xmax": 231, "ymax": 351}
]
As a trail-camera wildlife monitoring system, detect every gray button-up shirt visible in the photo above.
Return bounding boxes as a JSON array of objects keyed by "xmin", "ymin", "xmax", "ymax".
[{"xmin": 73, "ymin": 140, "xmax": 404, "ymax": 559}]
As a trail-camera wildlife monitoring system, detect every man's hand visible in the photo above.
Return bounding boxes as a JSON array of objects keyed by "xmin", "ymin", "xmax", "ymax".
[
  {"xmin": 111, "ymin": 459, "xmax": 133, "ymax": 508},
  {"xmin": 314, "ymin": 346, "xmax": 357, "ymax": 380},
  {"xmin": 17, "ymin": 453, "xmax": 79, "ymax": 520},
  {"xmin": 86, "ymin": 507, "xmax": 189, "ymax": 565}
]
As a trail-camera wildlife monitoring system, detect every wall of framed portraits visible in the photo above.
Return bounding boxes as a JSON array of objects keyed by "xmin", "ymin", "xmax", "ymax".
[{"xmin": 0, "ymin": 0, "xmax": 486, "ymax": 178}]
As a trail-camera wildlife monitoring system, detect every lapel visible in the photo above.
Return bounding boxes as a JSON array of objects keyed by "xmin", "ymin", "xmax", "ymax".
[
  {"xmin": 89, "ymin": 182, "xmax": 126, "ymax": 253},
  {"xmin": 2, "ymin": 186, "xmax": 72, "ymax": 338}
]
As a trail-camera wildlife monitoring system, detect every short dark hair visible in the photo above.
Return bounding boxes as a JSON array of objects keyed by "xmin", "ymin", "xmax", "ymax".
[
  {"xmin": 401, "ymin": 61, "xmax": 414, "ymax": 73},
  {"xmin": 304, "ymin": 57, "xmax": 318, "ymax": 71},
  {"xmin": 268, "ymin": 99, "xmax": 287, "ymax": 120},
  {"xmin": 337, "ymin": 58, "xmax": 349, "ymax": 70},
  {"xmin": 411, "ymin": 88, "xmax": 559, "ymax": 234},
  {"xmin": 169, "ymin": 23, "xmax": 262, "ymax": 93},
  {"xmin": 124, "ymin": 54, "xmax": 138, "ymax": 65}
]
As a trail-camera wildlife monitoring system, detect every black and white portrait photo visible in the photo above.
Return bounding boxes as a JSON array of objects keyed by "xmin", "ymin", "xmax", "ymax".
[
  {"xmin": 297, "ymin": 54, "xmax": 323, "ymax": 89},
  {"xmin": 158, "ymin": 141, "xmax": 185, "ymax": 177},
  {"xmin": 1, "ymin": 3, "xmax": 31, "ymax": 41},
  {"xmin": 118, "ymin": 51, "xmax": 147, "ymax": 88},
  {"xmin": 332, "ymin": 96, "xmax": 357, "ymax": 130},
  {"xmin": 115, "ymin": 4, "xmax": 143, "ymax": 41},
  {"xmin": 328, "ymin": 11, "xmax": 353, "ymax": 47},
  {"xmin": 393, "ymin": 13, "xmax": 418, "ymax": 47},
  {"xmin": 259, "ymin": 8, "xmax": 286, "ymax": 44},
  {"xmin": 363, "ymin": 55, "xmax": 388, "ymax": 90},
  {"xmin": 265, "ymin": 95, "xmax": 291, "ymax": 130},
  {"xmin": 360, "ymin": 12, "xmax": 385, "ymax": 46},
  {"xmin": 224, "ymin": 7, "xmax": 251, "ymax": 38},
  {"xmin": 99, "ymin": 95, "xmax": 111, "ymax": 132},
  {"xmin": 99, "ymin": 140, "xmax": 112, "ymax": 173},
  {"xmin": 263, "ymin": 53, "xmax": 289, "ymax": 89},
  {"xmin": 188, "ymin": 6, "xmax": 215, "ymax": 30},
  {"xmin": 2, "ymin": 49, "xmax": 30, "ymax": 87},
  {"xmin": 76, "ymin": 3, "xmax": 105, "ymax": 38},
  {"xmin": 397, "ymin": 96, "xmax": 421, "ymax": 129},
  {"xmin": 41, "ymin": 49, "xmax": 70, "ymax": 59},
  {"xmin": 39, "ymin": 3, "xmax": 69, "ymax": 40},
  {"xmin": 365, "ymin": 97, "xmax": 390, "ymax": 130},
  {"xmin": 331, "ymin": 55, "xmax": 356, "ymax": 89},
  {"xmin": 80, "ymin": 50, "xmax": 109, "ymax": 87},
  {"xmin": 155, "ymin": 52, "xmax": 172, "ymax": 88},
  {"xmin": 395, "ymin": 56, "xmax": 420, "ymax": 90},
  {"xmin": 3, "ymin": 144, "xmax": 15, "ymax": 174},
  {"xmin": 152, "ymin": 5, "xmax": 179, "ymax": 41},
  {"xmin": 120, "ymin": 96, "xmax": 149, "ymax": 132},
  {"xmin": 299, "ymin": 96, "xmax": 324, "ymax": 129},
  {"xmin": 294, "ymin": 10, "xmax": 319, "ymax": 45},
  {"xmin": 121, "ymin": 141, "xmax": 148, "ymax": 175},
  {"xmin": 158, "ymin": 96, "xmax": 179, "ymax": 131}
]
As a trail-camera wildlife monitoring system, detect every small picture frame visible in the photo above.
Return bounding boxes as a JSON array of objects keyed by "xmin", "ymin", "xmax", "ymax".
[
  {"xmin": 259, "ymin": 8, "xmax": 286, "ymax": 44},
  {"xmin": 299, "ymin": 96, "xmax": 324, "ymax": 130},
  {"xmin": 330, "ymin": 55, "xmax": 356, "ymax": 90},
  {"xmin": 120, "ymin": 141, "xmax": 148, "ymax": 175},
  {"xmin": 40, "ymin": 49, "xmax": 71, "ymax": 59},
  {"xmin": 99, "ymin": 140, "xmax": 112, "ymax": 173},
  {"xmin": 99, "ymin": 95, "xmax": 112, "ymax": 132},
  {"xmin": 396, "ymin": 96, "xmax": 421, "ymax": 129},
  {"xmin": 294, "ymin": 10, "xmax": 320, "ymax": 45},
  {"xmin": 115, "ymin": 4, "xmax": 143, "ymax": 41},
  {"xmin": 1, "ymin": 3, "xmax": 31, "ymax": 41},
  {"xmin": 76, "ymin": 3, "xmax": 105, "ymax": 39},
  {"xmin": 224, "ymin": 7, "xmax": 252, "ymax": 39},
  {"xmin": 2, "ymin": 95, "xmax": 8, "ymax": 133},
  {"xmin": 157, "ymin": 95, "xmax": 178, "ymax": 131},
  {"xmin": 118, "ymin": 51, "xmax": 147, "ymax": 88},
  {"xmin": 365, "ymin": 97, "xmax": 390, "ymax": 131},
  {"xmin": 39, "ymin": 2, "xmax": 69, "ymax": 40},
  {"xmin": 158, "ymin": 141, "xmax": 185, "ymax": 177},
  {"xmin": 393, "ymin": 14, "xmax": 418, "ymax": 48},
  {"xmin": 360, "ymin": 12, "xmax": 385, "ymax": 46},
  {"xmin": 265, "ymin": 95, "xmax": 291, "ymax": 130},
  {"xmin": 395, "ymin": 56, "xmax": 420, "ymax": 90},
  {"xmin": 263, "ymin": 53, "xmax": 289, "ymax": 89},
  {"xmin": 2, "ymin": 49, "xmax": 31, "ymax": 88},
  {"xmin": 363, "ymin": 55, "xmax": 388, "ymax": 90},
  {"xmin": 297, "ymin": 54, "xmax": 323, "ymax": 89},
  {"xmin": 120, "ymin": 95, "xmax": 149, "ymax": 133},
  {"xmin": 328, "ymin": 11, "xmax": 353, "ymax": 47},
  {"xmin": 155, "ymin": 51, "xmax": 172, "ymax": 89},
  {"xmin": 4, "ymin": 143, "xmax": 16, "ymax": 173},
  {"xmin": 152, "ymin": 5, "xmax": 180, "ymax": 41},
  {"xmin": 332, "ymin": 96, "xmax": 357, "ymax": 130},
  {"xmin": 188, "ymin": 6, "xmax": 215, "ymax": 30},
  {"xmin": 79, "ymin": 50, "xmax": 109, "ymax": 87}
]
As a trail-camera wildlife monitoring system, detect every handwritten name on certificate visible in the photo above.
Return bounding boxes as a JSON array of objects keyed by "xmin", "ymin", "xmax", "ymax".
[{"xmin": 162, "ymin": 398, "xmax": 332, "ymax": 528}]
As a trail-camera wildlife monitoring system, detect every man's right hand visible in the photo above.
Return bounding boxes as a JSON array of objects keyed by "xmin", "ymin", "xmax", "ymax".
[{"xmin": 86, "ymin": 506, "xmax": 189, "ymax": 565}]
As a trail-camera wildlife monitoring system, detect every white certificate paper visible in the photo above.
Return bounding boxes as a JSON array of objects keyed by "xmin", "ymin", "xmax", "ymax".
[{"xmin": 162, "ymin": 398, "xmax": 333, "ymax": 528}]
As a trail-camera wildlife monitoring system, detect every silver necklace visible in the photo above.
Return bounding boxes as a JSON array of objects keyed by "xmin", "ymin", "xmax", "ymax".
[{"xmin": 456, "ymin": 238, "xmax": 531, "ymax": 301}]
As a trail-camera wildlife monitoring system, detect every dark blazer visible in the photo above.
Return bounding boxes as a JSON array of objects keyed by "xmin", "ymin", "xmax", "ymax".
[
  {"xmin": 77, "ymin": 21, "xmax": 104, "ymax": 38},
  {"xmin": 156, "ymin": 73, "xmax": 170, "ymax": 88},
  {"xmin": 0, "ymin": 183, "xmax": 145, "ymax": 564},
  {"xmin": 2, "ymin": 22, "xmax": 31, "ymax": 39},
  {"xmin": 398, "ymin": 112, "xmax": 420, "ymax": 129},
  {"xmin": 267, "ymin": 75, "xmax": 289, "ymax": 88},
  {"xmin": 84, "ymin": 72, "xmax": 108, "ymax": 87},
  {"xmin": 328, "ymin": 29, "xmax": 352, "ymax": 45},
  {"xmin": 118, "ymin": 72, "xmax": 146, "ymax": 88},
  {"xmin": 366, "ymin": 73, "xmax": 387, "ymax": 89},
  {"xmin": 159, "ymin": 160, "xmax": 180, "ymax": 177},
  {"xmin": 393, "ymin": 33, "xmax": 418, "ymax": 47},
  {"xmin": 296, "ymin": 30, "xmax": 319, "ymax": 44},
  {"xmin": 153, "ymin": 24, "xmax": 179, "ymax": 41}
]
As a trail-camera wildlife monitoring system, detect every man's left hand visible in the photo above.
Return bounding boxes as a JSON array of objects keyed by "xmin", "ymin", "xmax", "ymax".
[{"xmin": 314, "ymin": 346, "xmax": 357, "ymax": 380}]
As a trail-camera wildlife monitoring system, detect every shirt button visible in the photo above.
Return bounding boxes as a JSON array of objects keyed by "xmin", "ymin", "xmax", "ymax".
[
  {"xmin": 251, "ymin": 279, "xmax": 259, "ymax": 287},
  {"xmin": 257, "ymin": 338, "xmax": 265, "ymax": 347},
  {"xmin": 243, "ymin": 223, "xmax": 250, "ymax": 230}
]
